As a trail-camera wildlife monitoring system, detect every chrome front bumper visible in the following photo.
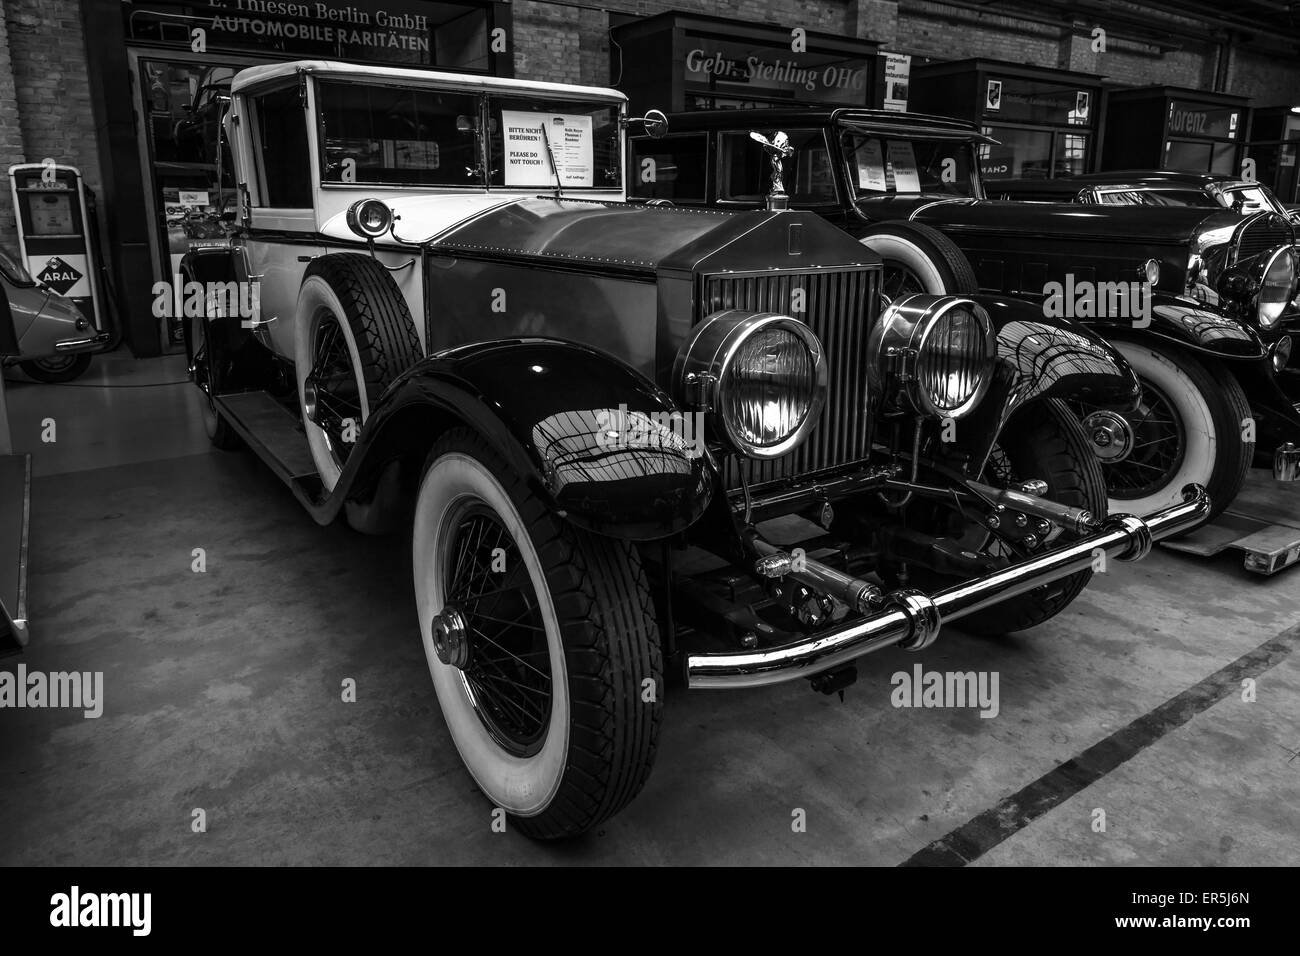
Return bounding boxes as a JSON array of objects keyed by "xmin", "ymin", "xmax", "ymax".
[
  {"xmin": 54, "ymin": 331, "xmax": 111, "ymax": 353},
  {"xmin": 686, "ymin": 484, "xmax": 1210, "ymax": 690},
  {"xmin": 1276, "ymin": 443, "xmax": 1300, "ymax": 481}
]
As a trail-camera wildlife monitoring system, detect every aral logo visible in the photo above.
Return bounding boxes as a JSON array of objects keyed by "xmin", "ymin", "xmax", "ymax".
[{"xmin": 37, "ymin": 256, "xmax": 82, "ymax": 295}]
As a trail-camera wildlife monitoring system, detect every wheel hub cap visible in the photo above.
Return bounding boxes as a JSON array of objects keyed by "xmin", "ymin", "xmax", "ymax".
[
  {"xmin": 302, "ymin": 379, "xmax": 319, "ymax": 424},
  {"xmin": 432, "ymin": 605, "xmax": 471, "ymax": 670},
  {"xmin": 1083, "ymin": 410, "xmax": 1135, "ymax": 463}
]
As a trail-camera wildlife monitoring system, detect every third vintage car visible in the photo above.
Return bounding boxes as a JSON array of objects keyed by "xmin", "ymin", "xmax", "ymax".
[
  {"xmin": 630, "ymin": 108, "xmax": 1300, "ymax": 526},
  {"xmin": 182, "ymin": 60, "xmax": 1208, "ymax": 840}
]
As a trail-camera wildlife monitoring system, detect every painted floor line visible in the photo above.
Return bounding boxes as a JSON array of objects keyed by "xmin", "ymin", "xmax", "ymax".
[{"xmin": 899, "ymin": 621, "xmax": 1300, "ymax": 867}]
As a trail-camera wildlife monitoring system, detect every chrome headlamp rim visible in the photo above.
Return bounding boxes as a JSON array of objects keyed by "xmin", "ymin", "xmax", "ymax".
[
  {"xmin": 873, "ymin": 293, "xmax": 997, "ymax": 421},
  {"xmin": 1255, "ymin": 246, "xmax": 1296, "ymax": 329},
  {"xmin": 345, "ymin": 198, "xmax": 394, "ymax": 239},
  {"xmin": 674, "ymin": 309, "xmax": 828, "ymax": 460}
]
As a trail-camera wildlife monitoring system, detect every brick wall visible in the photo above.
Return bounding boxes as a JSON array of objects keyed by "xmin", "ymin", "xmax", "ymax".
[
  {"xmin": 0, "ymin": 5, "xmax": 23, "ymax": 243},
  {"xmin": 513, "ymin": 0, "xmax": 851, "ymax": 88},
  {"xmin": 0, "ymin": 0, "xmax": 101, "ymax": 253}
]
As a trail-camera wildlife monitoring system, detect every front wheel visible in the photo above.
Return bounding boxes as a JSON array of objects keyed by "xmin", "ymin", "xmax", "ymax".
[
  {"xmin": 1069, "ymin": 340, "xmax": 1250, "ymax": 523},
  {"xmin": 20, "ymin": 353, "xmax": 92, "ymax": 383},
  {"xmin": 413, "ymin": 429, "xmax": 662, "ymax": 840}
]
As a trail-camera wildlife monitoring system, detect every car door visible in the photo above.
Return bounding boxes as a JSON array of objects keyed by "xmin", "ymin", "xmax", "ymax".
[{"xmin": 239, "ymin": 82, "xmax": 323, "ymax": 361}]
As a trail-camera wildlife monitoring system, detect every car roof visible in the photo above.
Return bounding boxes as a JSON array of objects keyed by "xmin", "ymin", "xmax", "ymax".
[
  {"xmin": 650, "ymin": 107, "xmax": 994, "ymax": 143},
  {"xmin": 230, "ymin": 59, "xmax": 627, "ymax": 103}
]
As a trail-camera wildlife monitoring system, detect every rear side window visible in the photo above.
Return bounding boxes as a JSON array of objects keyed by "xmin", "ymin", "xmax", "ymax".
[
  {"xmin": 254, "ymin": 86, "xmax": 312, "ymax": 208},
  {"xmin": 629, "ymin": 134, "xmax": 708, "ymax": 203}
]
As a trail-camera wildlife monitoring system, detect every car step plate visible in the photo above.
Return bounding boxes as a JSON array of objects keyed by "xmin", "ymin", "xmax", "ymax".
[
  {"xmin": 1161, "ymin": 510, "xmax": 1300, "ymax": 575},
  {"xmin": 215, "ymin": 392, "xmax": 319, "ymax": 482}
]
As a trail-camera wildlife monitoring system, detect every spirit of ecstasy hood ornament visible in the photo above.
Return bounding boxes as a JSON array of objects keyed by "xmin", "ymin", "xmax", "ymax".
[{"xmin": 749, "ymin": 130, "xmax": 794, "ymax": 211}]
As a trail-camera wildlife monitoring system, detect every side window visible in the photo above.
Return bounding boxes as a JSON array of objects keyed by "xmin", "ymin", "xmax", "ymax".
[
  {"xmin": 254, "ymin": 85, "xmax": 311, "ymax": 208},
  {"xmin": 718, "ymin": 129, "xmax": 835, "ymax": 205},
  {"xmin": 629, "ymin": 134, "xmax": 707, "ymax": 203}
]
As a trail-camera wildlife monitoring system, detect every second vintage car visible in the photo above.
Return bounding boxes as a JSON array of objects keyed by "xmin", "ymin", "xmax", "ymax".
[{"xmin": 183, "ymin": 61, "xmax": 1207, "ymax": 840}]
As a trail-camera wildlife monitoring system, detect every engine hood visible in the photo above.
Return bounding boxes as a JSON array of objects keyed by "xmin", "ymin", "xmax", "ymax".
[
  {"xmin": 900, "ymin": 198, "xmax": 1241, "ymax": 245},
  {"xmin": 430, "ymin": 197, "xmax": 879, "ymax": 275}
]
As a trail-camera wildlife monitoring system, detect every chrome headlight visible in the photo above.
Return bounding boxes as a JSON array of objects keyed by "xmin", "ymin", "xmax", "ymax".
[
  {"xmin": 674, "ymin": 310, "xmax": 827, "ymax": 459},
  {"xmin": 1256, "ymin": 247, "xmax": 1295, "ymax": 329},
  {"xmin": 345, "ymin": 198, "xmax": 393, "ymax": 239},
  {"xmin": 869, "ymin": 294, "xmax": 996, "ymax": 420}
]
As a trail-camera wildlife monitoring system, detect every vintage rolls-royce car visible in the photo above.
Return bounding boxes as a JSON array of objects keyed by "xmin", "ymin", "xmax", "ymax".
[
  {"xmin": 630, "ymin": 110, "xmax": 1300, "ymax": 524},
  {"xmin": 183, "ymin": 61, "xmax": 1208, "ymax": 840},
  {"xmin": 987, "ymin": 170, "xmax": 1300, "ymax": 222}
]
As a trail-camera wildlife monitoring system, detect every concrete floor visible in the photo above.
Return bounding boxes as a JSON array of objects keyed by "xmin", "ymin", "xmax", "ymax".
[{"xmin": 1, "ymin": 352, "xmax": 1298, "ymax": 865}]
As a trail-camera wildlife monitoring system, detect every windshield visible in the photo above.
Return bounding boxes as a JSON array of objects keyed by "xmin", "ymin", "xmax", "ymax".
[
  {"xmin": 1220, "ymin": 185, "xmax": 1282, "ymax": 216},
  {"xmin": 487, "ymin": 96, "xmax": 621, "ymax": 189},
  {"xmin": 0, "ymin": 246, "xmax": 34, "ymax": 286},
  {"xmin": 316, "ymin": 81, "xmax": 621, "ymax": 189},
  {"xmin": 841, "ymin": 132, "xmax": 977, "ymax": 198},
  {"xmin": 1094, "ymin": 188, "xmax": 1219, "ymax": 208}
]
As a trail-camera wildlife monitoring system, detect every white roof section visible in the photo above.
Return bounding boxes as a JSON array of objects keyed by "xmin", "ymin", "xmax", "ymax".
[{"xmin": 230, "ymin": 59, "xmax": 627, "ymax": 103}]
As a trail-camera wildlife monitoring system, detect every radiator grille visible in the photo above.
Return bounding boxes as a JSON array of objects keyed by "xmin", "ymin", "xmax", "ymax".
[
  {"xmin": 1235, "ymin": 214, "xmax": 1293, "ymax": 263},
  {"xmin": 703, "ymin": 268, "xmax": 879, "ymax": 491}
]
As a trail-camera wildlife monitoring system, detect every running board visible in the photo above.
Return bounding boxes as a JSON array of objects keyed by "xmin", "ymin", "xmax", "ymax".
[
  {"xmin": 1161, "ymin": 510, "xmax": 1300, "ymax": 575},
  {"xmin": 214, "ymin": 391, "xmax": 329, "ymax": 517}
]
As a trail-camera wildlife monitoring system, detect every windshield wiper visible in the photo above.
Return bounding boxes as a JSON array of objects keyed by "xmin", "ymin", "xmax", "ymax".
[{"xmin": 538, "ymin": 120, "xmax": 564, "ymax": 198}]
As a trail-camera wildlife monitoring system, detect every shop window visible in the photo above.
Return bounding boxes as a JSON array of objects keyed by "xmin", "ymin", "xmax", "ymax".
[
  {"xmin": 629, "ymin": 134, "xmax": 707, "ymax": 203},
  {"xmin": 980, "ymin": 126, "xmax": 1053, "ymax": 179},
  {"xmin": 255, "ymin": 86, "xmax": 312, "ymax": 208},
  {"xmin": 318, "ymin": 81, "xmax": 480, "ymax": 186},
  {"xmin": 1056, "ymin": 133, "xmax": 1089, "ymax": 177},
  {"xmin": 1163, "ymin": 140, "xmax": 1212, "ymax": 174},
  {"xmin": 843, "ymin": 134, "xmax": 974, "ymax": 197},
  {"xmin": 718, "ymin": 130, "xmax": 835, "ymax": 205}
]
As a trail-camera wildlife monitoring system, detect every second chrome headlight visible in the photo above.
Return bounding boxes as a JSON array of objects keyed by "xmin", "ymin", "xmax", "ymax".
[
  {"xmin": 674, "ymin": 310, "xmax": 827, "ymax": 459},
  {"xmin": 869, "ymin": 294, "xmax": 996, "ymax": 420},
  {"xmin": 1256, "ymin": 247, "xmax": 1295, "ymax": 329}
]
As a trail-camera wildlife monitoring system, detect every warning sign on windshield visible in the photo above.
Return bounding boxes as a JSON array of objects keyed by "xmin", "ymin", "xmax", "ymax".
[{"xmin": 501, "ymin": 111, "xmax": 594, "ymax": 188}]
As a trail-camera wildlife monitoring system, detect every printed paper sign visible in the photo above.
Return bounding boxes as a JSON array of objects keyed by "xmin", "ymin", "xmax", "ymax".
[
  {"xmin": 502, "ymin": 110, "xmax": 594, "ymax": 187},
  {"xmin": 986, "ymin": 79, "xmax": 1002, "ymax": 111},
  {"xmin": 886, "ymin": 140, "xmax": 920, "ymax": 192},
  {"xmin": 178, "ymin": 191, "xmax": 209, "ymax": 207},
  {"xmin": 856, "ymin": 139, "xmax": 887, "ymax": 191}
]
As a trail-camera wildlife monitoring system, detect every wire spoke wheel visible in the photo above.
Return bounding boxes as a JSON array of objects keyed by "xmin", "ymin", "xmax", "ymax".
[
  {"xmin": 1070, "ymin": 378, "xmax": 1185, "ymax": 502},
  {"xmin": 442, "ymin": 503, "xmax": 553, "ymax": 757},
  {"xmin": 881, "ymin": 262, "xmax": 927, "ymax": 302},
  {"xmin": 306, "ymin": 312, "xmax": 364, "ymax": 469}
]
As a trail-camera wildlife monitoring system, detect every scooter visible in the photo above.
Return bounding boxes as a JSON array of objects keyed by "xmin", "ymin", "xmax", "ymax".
[{"xmin": 0, "ymin": 245, "xmax": 108, "ymax": 383}]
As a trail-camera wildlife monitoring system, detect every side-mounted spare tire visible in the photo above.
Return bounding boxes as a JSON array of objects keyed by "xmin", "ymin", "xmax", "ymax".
[
  {"xmin": 857, "ymin": 220, "xmax": 979, "ymax": 300},
  {"xmin": 294, "ymin": 253, "xmax": 422, "ymax": 491}
]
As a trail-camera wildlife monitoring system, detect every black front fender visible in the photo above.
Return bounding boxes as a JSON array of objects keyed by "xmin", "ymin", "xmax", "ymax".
[
  {"xmin": 1079, "ymin": 293, "xmax": 1267, "ymax": 360},
  {"xmin": 955, "ymin": 295, "xmax": 1141, "ymax": 467},
  {"xmin": 354, "ymin": 338, "xmax": 714, "ymax": 541}
]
